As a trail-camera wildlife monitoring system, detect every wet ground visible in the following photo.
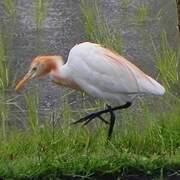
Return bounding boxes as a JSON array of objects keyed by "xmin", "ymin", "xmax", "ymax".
[{"xmin": 0, "ymin": 0, "xmax": 179, "ymax": 124}]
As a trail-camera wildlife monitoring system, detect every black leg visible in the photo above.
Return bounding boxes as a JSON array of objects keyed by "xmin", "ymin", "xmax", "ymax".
[
  {"xmin": 106, "ymin": 105, "xmax": 116, "ymax": 139},
  {"xmin": 72, "ymin": 102, "xmax": 132, "ymax": 138}
]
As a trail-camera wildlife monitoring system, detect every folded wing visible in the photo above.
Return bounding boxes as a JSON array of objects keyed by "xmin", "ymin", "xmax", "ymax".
[{"xmin": 65, "ymin": 42, "xmax": 165, "ymax": 98}]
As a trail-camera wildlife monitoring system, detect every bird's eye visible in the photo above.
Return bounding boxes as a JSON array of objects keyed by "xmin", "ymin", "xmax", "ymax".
[{"xmin": 32, "ymin": 67, "xmax": 37, "ymax": 71}]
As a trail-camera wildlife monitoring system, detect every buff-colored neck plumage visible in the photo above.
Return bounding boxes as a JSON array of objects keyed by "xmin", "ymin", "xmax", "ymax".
[
  {"xmin": 33, "ymin": 56, "xmax": 80, "ymax": 90},
  {"xmin": 15, "ymin": 55, "xmax": 80, "ymax": 91}
]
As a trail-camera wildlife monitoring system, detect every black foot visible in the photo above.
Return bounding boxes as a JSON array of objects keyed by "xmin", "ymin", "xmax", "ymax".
[
  {"xmin": 72, "ymin": 102, "xmax": 132, "ymax": 139},
  {"xmin": 72, "ymin": 110, "xmax": 109, "ymax": 126}
]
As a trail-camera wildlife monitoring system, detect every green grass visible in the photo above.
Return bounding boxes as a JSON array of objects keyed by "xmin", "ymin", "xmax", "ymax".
[
  {"xmin": 34, "ymin": 0, "xmax": 49, "ymax": 31},
  {"xmin": 0, "ymin": 30, "xmax": 9, "ymax": 139},
  {"xmin": 154, "ymin": 32, "xmax": 180, "ymax": 91},
  {"xmin": 135, "ymin": 3, "xmax": 149, "ymax": 24},
  {"xmin": 0, "ymin": 31, "xmax": 9, "ymax": 90},
  {"xmin": 2, "ymin": 0, "xmax": 17, "ymax": 20},
  {"xmin": 33, "ymin": 0, "xmax": 50, "ymax": 53},
  {"xmin": 25, "ymin": 89, "xmax": 39, "ymax": 133},
  {"xmin": 80, "ymin": 0, "xmax": 123, "ymax": 54},
  {"xmin": 0, "ymin": 97, "xmax": 179, "ymax": 179}
]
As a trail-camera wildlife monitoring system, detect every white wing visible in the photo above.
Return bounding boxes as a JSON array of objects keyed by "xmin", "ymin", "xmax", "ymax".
[{"xmin": 62, "ymin": 42, "xmax": 165, "ymax": 104}]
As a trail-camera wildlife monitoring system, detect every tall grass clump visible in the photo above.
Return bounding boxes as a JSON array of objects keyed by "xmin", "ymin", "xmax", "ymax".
[
  {"xmin": 154, "ymin": 32, "xmax": 179, "ymax": 92},
  {"xmin": 0, "ymin": 31, "xmax": 9, "ymax": 139},
  {"xmin": 2, "ymin": 0, "xmax": 17, "ymax": 21},
  {"xmin": 135, "ymin": 3, "xmax": 149, "ymax": 24},
  {"xmin": 80, "ymin": 0, "xmax": 123, "ymax": 54},
  {"xmin": 0, "ymin": 33, "xmax": 9, "ymax": 90},
  {"xmin": 33, "ymin": 0, "xmax": 50, "ymax": 53},
  {"xmin": 25, "ymin": 89, "xmax": 39, "ymax": 133},
  {"xmin": 34, "ymin": 0, "xmax": 49, "ymax": 31}
]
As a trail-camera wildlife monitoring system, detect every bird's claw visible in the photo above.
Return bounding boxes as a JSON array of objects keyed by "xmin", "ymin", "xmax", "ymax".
[
  {"xmin": 72, "ymin": 112, "xmax": 109, "ymax": 126},
  {"xmin": 97, "ymin": 115, "xmax": 109, "ymax": 124},
  {"xmin": 72, "ymin": 113, "xmax": 95, "ymax": 124}
]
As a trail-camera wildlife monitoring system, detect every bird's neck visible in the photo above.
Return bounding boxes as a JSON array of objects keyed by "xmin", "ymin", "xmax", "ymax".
[
  {"xmin": 39, "ymin": 56, "xmax": 63, "ymax": 76},
  {"xmin": 50, "ymin": 64, "xmax": 81, "ymax": 90}
]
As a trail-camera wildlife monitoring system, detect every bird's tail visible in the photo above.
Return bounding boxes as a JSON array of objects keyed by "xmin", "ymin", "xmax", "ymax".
[{"xmin": 141, "ymin": 75, "xmax": 165, "ymax": 96}]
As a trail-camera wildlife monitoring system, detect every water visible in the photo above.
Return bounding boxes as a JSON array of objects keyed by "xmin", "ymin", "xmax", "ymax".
[{"xmin": 0, "ymin": 0, "xmax": 179, "ymax": 126}]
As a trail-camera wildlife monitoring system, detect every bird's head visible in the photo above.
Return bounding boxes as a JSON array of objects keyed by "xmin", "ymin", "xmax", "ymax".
[{"xmin": 15, "ymin": 56, "xmax": 64, "ymax": 91}]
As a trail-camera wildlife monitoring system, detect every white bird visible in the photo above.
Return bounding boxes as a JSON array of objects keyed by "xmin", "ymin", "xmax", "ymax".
[{"xmin": 15, "ymin": 42, "xmax": 165, "ymax": 139}]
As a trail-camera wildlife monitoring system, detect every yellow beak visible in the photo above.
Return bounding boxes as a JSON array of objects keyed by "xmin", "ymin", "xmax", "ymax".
[{"xmin": 15, "ymin": 71, "xmax": 34, "ymax": 92}]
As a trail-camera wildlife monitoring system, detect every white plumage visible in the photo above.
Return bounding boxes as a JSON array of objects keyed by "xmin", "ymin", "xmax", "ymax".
[{"xmin": 61, "ymin": 42, "xmax": 165, "ymax": 104}]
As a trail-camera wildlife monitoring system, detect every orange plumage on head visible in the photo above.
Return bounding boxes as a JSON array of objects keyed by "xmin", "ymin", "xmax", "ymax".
[{"xmin": 15, "ymin": 56, "xmax": 63, "ymax": 91}]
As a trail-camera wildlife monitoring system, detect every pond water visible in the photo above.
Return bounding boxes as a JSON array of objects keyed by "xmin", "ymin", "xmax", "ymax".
[{"xmin": 0, "ymin": 0, "xmax": 179, "ymax": 126}]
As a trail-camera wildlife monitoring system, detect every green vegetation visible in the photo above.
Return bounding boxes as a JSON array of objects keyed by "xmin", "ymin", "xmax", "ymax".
[
  {"xmin": 25, "ymin": 89, "xmax": 39, "ymax": 133},
  {"xmin": 0, "ymin": 97, "xmax": 179, "ymax": 179},
  {"xmin": 34, "ymin": 0, "xmax": 49, "ymax": 31},
  {"xmin": 80, "ymin": 0, "xmax": 123, "ymax": 54},
  {"xmin": 0, "ymin": 30, "xmax": 9, "ymax": 139},
  {"xmin": 0, "ymin": 32, "xmax": 9, "ymax": 90},
  {"xmin": 0, "ymin": 1, "xmax": 179, "ymax": 179},
  {"xmin": 154, "ymin": 32, "xmax": 179, "ymax": 91},
  {"xmin": 2, "ymin": 0, "xmax": 17, "ymax": 20},
  {"xmin": 34, "ymin": 0, "xmax": 50, "ymax": 53},
  {"xmin": 135, "ymin": 3, "xmax": 149, "ymax": 24}
]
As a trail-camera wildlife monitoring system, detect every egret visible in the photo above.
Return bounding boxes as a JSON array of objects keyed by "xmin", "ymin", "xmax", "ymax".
[{"xmin": 15, "ymin": 42, "xmax": 165, "ymax": 139}]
